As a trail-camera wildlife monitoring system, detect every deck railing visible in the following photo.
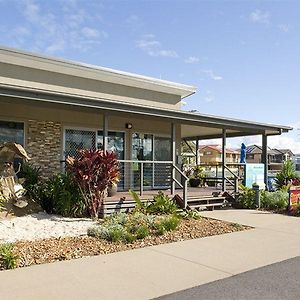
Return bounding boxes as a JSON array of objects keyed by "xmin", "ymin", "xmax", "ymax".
[
  {"xmin": 199, "ymin": 163, "xmax": 245, "ymax": 193},
  {"xmin": 117, "ymin": 160, "xmax": 188, "ymax": 207}
]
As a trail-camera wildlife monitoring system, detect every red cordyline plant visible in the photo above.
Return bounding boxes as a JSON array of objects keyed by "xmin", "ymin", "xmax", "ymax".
[{"xmin": 66, "ymin": 149, "xmax": 120, "ymax": 218}]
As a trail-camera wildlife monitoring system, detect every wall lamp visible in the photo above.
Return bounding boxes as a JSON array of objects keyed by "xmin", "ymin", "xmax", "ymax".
[{"xmin": 126, "ymin": 123, "xmax": 133, "ymax": 129}]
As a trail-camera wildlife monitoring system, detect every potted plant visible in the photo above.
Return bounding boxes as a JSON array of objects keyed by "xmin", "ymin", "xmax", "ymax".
[
  {"xmin": 107, "ymin": 182, "xmax": 118, "ymax": 197},
  {"xmin": 189, "ymin": 165, "xmax": 206, "ymax": 187}
]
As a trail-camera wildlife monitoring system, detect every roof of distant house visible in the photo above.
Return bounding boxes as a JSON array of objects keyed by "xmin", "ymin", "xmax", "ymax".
[{"xmin": 246, "ymin": 145, "xmax": 294, "ymax": 156}]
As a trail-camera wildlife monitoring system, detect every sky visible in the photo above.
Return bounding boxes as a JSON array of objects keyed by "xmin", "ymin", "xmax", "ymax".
[{"xmin": 0, "ymin": 0, "xmax": 300, "ymax": 152}]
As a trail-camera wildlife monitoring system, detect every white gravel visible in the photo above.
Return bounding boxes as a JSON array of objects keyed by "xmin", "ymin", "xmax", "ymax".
[{"xmin": 0, "ymin": 212, "xmax": 96, "ymax": 243}]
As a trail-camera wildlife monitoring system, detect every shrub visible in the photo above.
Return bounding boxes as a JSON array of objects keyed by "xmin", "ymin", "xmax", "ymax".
[
  {"xmin": 146, "ymin": 191, "xmax": 178, "ymax": 215},
  {"xmin": 129, "ymin": 189, "xmax": 148, "ymax": 213},
  {"xmin": 88, "ymin": 210, "xmax": 180, "ymax": 243},
  {"xmin": 261, "ymin": 190, "xmax": 288, "ymax": 210},
  {"xmin": 297, "ymin": 202, "xmax": 300, "ymax": 217},
  {"xmin": 0, "ymin": 243, "xmax": 18, "ymax": 270},
  {"xmin": 178, "ymin": 209, "xmax": 202, "ymax": 220},
  {"xmin": 136, "ymin": 225, "xmax": 150, "ymax": 239},
  {"xmin": 21, "ymin": 163, "xmax": 40, "ymax": 192},
  {"xmin": 88, "ymin": 224, "xmax": 126, "ymax": 242},
  {"xmin": 236, "ymin": 185, "xmax": 257, "ymax": 209},
  {"xmin": 154, "ymin": 223, "xmax": 165, "ymax": 235},
  {"xmin": 275, "ymin": 160, "xmax": 299, "ymax": 190},
  {"xmin": 105, "ymin": 212, "xmax": 129, "ymax": 226},
  {"xmin": 33, "ymin": 173, "xmax": 86, "ymax": 217},
  {"xmin": 124, "ymin": 232, "xmax": 137, "ymax": 243},
  {"xmin": 21, "ymin": 163, "xmax": 87, "ymax": 217},
  {"xmin": 160, "ymin": 215, "xmax": 180, "ymax": 231},
  {"xmin": 67, "ymin": 150, "xmax": 119, "ymax": 218}
]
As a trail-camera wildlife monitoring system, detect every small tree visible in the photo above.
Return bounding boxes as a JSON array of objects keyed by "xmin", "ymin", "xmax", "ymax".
[
  {"xmin": 275, "ymin": 160, "xmax": 299, "ymax": 190},
  {"xmin": 66, "ymin": 150, "xmax": 119, "ymax": 218}
]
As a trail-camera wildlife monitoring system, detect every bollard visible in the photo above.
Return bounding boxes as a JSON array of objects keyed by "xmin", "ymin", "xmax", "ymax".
[{"xmin": 252, "ymin": 184, "xmax": 260, "ymax": 208}]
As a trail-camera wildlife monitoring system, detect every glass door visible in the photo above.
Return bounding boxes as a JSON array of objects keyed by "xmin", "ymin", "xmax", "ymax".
[
  {"xmin": 154, "ymin": 137, "xmax": 171, "ymax": 188},
  {"xmin": 132, "ymin": 133, "xmax": 153, "ymax": 189},
  {"xmin": 97, "ymin": 131, "xmax": 125, "ymax": 190}
]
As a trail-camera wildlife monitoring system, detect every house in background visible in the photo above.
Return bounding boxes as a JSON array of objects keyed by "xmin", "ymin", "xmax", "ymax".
[
  {"xmin": 246, "ymin": 145, "xmax": 294, "ymax": 172},
  {"xmin": 293, "ymin": 154, "xmax": 300, "ymax": 171},
  {"xmin": 199, "ymin": 144, "xmax": 240, "ymax": 164}
]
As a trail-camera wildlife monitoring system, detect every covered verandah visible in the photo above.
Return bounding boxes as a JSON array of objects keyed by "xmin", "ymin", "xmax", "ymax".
[{"xmin": 0, "ymin": 85, "xmax": 292, "ymax": 213}]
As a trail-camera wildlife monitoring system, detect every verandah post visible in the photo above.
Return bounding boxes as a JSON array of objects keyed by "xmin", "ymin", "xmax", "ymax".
[
  {"xmin": 103, "ymin": 113, "xmax": 108, "ymax": 152},
  {"xmin": 262, "ymin": 133, "xmax": 268, "ymax": 189},
  {"xmin": 171, "ymin": 123, "xmax": 176, "ymax": 195},
  {"xmin": 222, "ymin": 128, "xmax": 226, "ymax": 192},
  {"xmin": 196, "ymin": 139, "xmax": 199, "ymax": 165}
]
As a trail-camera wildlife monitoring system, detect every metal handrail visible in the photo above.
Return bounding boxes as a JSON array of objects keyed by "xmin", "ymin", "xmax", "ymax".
[
  {"xmin": 224, "ymin": 165, "xmax": 239, "ymax": 193},
  {"xmin": 118, "ymin": 160, "xmax": 172, "ymax": 164},
  {"xmin": 172, "ymin": 164, "xmax": 188, "ymax": 208}
]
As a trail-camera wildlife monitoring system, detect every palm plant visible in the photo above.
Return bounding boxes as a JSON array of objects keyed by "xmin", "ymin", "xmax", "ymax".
[{"xmin": 275, "ymin": 160, "xmax": 299, "ymax": 190}]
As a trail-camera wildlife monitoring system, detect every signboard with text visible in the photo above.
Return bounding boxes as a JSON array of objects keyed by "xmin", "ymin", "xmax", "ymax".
[
  {"xmin": 245, "ymin": 163, "xmax": 265, "ymax": 189},
  {"xmin": 289, "ymin": 186, "xmax": 300, "ymax": 214}
]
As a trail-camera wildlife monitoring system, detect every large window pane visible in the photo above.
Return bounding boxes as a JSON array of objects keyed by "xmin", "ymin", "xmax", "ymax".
[
  {"xmin": 0, "ymin": 121, "xmax": 24, "ymax": 145},
  {"xmin": 97, "ymin": 131, "xmax": 125, "ymax": 159}
]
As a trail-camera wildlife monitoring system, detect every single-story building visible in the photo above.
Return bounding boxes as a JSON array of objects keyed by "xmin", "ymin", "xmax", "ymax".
[{"xmin": 0, "ymin": 46, "xmax": 292, "ymax": 211}]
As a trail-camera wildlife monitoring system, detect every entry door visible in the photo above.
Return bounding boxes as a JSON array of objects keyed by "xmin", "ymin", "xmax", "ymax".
[
  {"xmin": 132, "ymin": 133, "xmax": 153, "ymax": 189},
  {"xmin": 154, "ymin": 137, "xmax": 171, "ymax": 188},
  {"xmin": 97, "ymin": 131, "xmax": 125, "ymax": 190}
]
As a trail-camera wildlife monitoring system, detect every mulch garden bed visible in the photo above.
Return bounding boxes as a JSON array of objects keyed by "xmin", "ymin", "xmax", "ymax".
[{"xmin": 12, "ymin": 217, "xmax": 252, "ymax": 269}]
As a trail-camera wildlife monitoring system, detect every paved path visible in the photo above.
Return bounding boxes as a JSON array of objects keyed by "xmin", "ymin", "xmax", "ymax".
[
  {"xmin": 0, "ymin": 210, "xmax": 299, "ymax": 300},
  {"xmin": 157, "ymin": 256, "xmax": 300, "ymax": 299}
]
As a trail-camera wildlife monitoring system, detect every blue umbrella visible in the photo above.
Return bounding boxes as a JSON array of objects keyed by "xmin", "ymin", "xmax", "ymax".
[{"xmin": 240, "ymin": 143, "xmax": 246, "ymax": 163}]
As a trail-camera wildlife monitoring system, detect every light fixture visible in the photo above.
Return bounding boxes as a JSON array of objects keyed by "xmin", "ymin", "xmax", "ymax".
[{"xmin": 126, "ymin": 123, "xmax": 132, "ymax": 129}]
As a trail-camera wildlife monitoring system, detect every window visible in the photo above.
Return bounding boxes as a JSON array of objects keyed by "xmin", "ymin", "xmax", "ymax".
[
  {"xmin": 64, "ymin": 129, "xmax": 96, "ymax": 159},
  {"xmin": 97, "ymin": 131, "xmax": 125, "ymax": 160},
  {"xmin": 204, "ymin": 151, "xmax": 212, "ymax": 155},
  {"xmin": 0, "ymin": 121, "xmax": 24, "ymax": 145}
]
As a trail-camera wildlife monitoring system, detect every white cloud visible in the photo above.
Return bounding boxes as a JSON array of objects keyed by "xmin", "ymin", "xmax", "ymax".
[
  {"xmin": 136, "ymin": 34, "xmax": 179, "ymax": 58},
  {"xmin": 2, "ymin": 0, "xmax": 108, "ymax": 54},
  {"xmin": 201, "ymin": 70, "xmax": 223, "ymax": 81},
  {"xmin": 81, "ymin": 27, "xmax": 101, "ymax": 38},
  {"xmin": 184, "ymin": 56, "xmax": 200, "ymax": 64},
  {"xmin": 249, "ymin": 10, "xmax": 271, "ymax": 25},
  {"xmin": 204, "ymin": 90, "xmax": 214, "ymax": 103},
  {"xmin": 278, "ymin": 24, "xmax": 290, "ymax": 33}
]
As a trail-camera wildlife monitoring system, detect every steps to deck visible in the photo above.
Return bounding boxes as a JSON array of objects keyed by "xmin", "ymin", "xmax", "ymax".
[
  {"xmin": 102, "ymin": 190, "xmax": 230, "ymax": 216},
  {"xmin": 187, "ymin": 195, "xmax": 226, "ymax": 211},
  {"xmin": 102, "ymin": 198, "xmax": 153, "ymax": 215}
]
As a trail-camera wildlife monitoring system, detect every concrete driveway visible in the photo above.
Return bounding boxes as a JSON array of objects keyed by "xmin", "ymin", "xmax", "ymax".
[{"xmin": 0, "ymin": 209, "xmax": 299, "ymax": 300}]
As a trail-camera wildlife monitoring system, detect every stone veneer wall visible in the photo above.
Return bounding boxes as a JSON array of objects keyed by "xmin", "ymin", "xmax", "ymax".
[{"xmin": 27, "ymin": 120, "xmax": 62, "ymax": 178}]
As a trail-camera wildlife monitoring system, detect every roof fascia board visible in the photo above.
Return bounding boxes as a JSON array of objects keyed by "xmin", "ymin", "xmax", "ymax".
[{"xmin": 184, "ymin": 131, "xmax": 266, "ymax": 141}]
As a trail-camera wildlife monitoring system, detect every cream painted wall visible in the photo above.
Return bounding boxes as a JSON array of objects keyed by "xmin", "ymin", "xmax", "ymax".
[{"xmin": 0, "ymin": 62, "xmax": 182, "ymax": 110}]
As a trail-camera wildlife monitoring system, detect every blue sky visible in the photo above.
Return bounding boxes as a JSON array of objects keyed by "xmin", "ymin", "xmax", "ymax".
[{"xmin": 0, "ymin": 0, "xmax": 299, "ymax": 151}]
